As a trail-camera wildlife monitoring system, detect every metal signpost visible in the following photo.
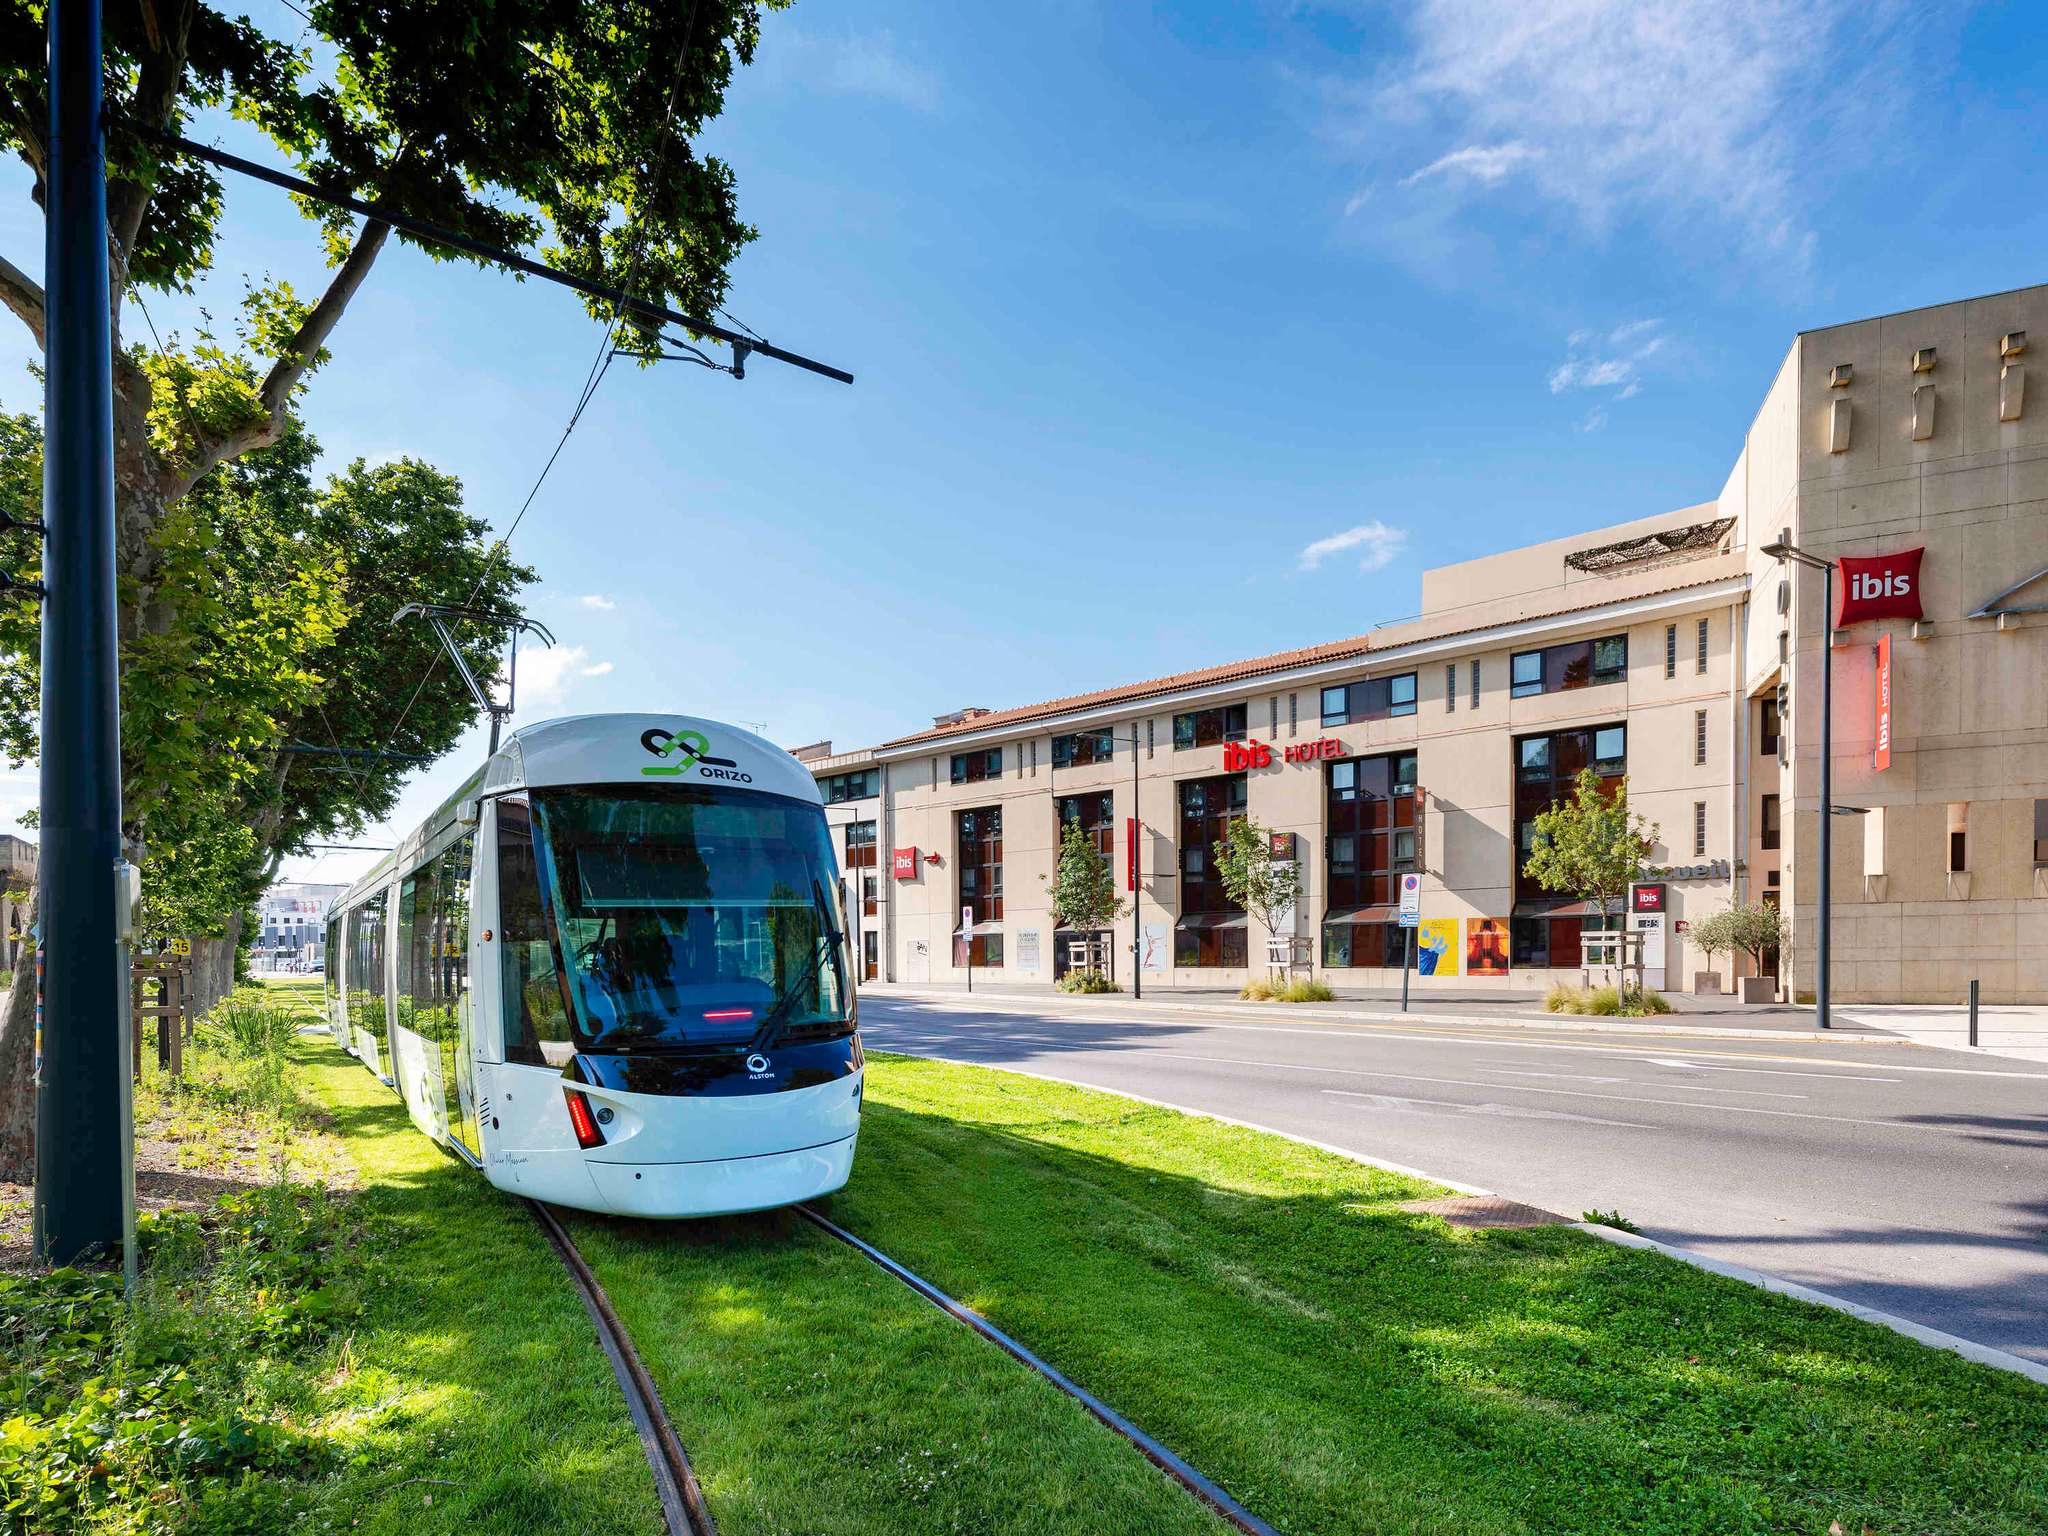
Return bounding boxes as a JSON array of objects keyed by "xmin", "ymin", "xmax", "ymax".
[
  {"xmin": 960, "ymin": 905, "xmax": 974, "ymax": 995},
  {"xmin": 1397, "ymin": 872, "xmax": 1421, "ymax": 1013}
]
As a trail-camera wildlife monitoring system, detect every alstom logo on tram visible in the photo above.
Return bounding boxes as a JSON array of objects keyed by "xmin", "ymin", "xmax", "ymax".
[{"xmin": 321, "ymin": 714, "xmax": 861, "ymax": 1218}]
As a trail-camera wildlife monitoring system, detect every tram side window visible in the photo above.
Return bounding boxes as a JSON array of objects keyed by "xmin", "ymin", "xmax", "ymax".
[
  {"xmin": 324, "ymin": 917, "xmax": 340, "ymax": 1003},
  {"xmin": 397, "ymin": 873, "xmax": 426, "ymax": 1041},
  {"xmin": 346, "ymin": 892, "xmax": 387, "ymax": 1044},
  {"xmin": 499, "ymin": 801, "xmax": 573, "ymax": 1067}
]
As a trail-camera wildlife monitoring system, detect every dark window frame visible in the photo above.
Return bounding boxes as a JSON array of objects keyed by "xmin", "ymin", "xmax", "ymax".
[
  {"xmin": 1324, "ymin": 751, "xmax": 1419, "ymax": 915},
  {"xmin": 1509, "ymin": 634, "xmax": 1628, "ymax": 698},
  {"xmin": 950, "ymin": 748, "xmax": 1003, "ymax": 785},
  {"xmin": 1513, "ymin": 724, "xmax": 1627, "ymax": 908},
  {"xmin": 1760, "ymin": 793, "xmax": 1780, "ymax": 851},
  {"xmin": 1178, "ymin": 774, "xmax": 1248, "ymax": 917},
  {"xmin": 1056, "ymin": 791, "xmax": 1116, "ymax": 861},
  {"xmin": 819, "ymin": 767, "xmax": 880, "ymax": 804},
  {"xmin": 1319, "ymin": 673, "xmax": 1418, "ymax": 727},
  {"xmin": 1172, "ymin": 704, "xmax": 1248, "ymax": 751},
  {"xmin": 1051, "ymin": 728, "xmax": 1115, "ymax": 770}
]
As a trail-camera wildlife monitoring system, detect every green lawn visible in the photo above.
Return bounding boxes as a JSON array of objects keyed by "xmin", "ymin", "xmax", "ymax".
[{"xmin": 806, "ymin": 1054, "xmax": 2044, "ymax": 1536}]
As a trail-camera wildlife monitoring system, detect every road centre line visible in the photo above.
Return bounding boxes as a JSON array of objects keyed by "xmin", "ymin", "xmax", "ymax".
[
  {"xmin": 1153, "ymin": 1051, "xmax": 1946, "ymax": 1133},
  {"xmin": 866, "ymin": 998, "xmax": 2040, "ymax": 1078}
]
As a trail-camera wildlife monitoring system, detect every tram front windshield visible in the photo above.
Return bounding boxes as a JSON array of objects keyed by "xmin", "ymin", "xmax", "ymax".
[{"xmin": 530, "ymin": 785, "xmax": 849, "ymax": 1051}]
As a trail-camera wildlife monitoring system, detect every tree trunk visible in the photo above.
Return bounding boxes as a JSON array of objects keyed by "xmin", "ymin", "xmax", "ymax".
[
  {"xmin": 0, "ymin": 881, "xmax": 39, "ymax": 1183},
  {"xmin": 186, "ymin": 910, "xmax": 242, "ymax": 1020}
]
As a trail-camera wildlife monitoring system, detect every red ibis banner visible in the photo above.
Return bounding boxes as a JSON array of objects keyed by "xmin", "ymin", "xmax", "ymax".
[
  {"xmin": 1874, "ymin": 632, "xmax": 1892, "ymax": 771},
  {"xmin": 1836, "ymin": 547, "xmax": 1923, "ymax": 626},
  {"xmin": 891, "ymin": 846, "xmax": 918, "ymax": 880},
  {"xmin": 1125, "ymin": 818, "xmax": 1137, "ymax": 892}
]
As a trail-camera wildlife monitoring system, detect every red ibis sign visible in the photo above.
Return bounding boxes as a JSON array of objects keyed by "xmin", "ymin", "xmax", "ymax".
[
  {"xmin": 1874, "ymin": 632, "xmax": 1892, "ymax": 772},
  {"xmin": 1836, "ymin": 548, "xmax": 1923, "ymax": 626},
  {"xmin": 1221, "ymin": 738, "xmax": 1343, "ymax": 771},
  {"xmin": 891, "ymin": 846, "xmax": 918, "ymax": 880}
]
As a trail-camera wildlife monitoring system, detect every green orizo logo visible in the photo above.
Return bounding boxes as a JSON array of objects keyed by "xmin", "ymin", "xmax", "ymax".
[{"xmin": 640, "ymin": 727, "xmax": 747, "ymax": 780}]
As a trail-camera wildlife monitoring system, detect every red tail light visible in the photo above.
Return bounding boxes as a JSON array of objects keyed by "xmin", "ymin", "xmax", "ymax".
[{"xmin": 564, "ymin": 1088, "xmax": 605, "ymax": 1149}]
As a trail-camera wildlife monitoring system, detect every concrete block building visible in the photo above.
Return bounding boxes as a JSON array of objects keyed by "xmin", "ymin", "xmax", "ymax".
[{"xmin": 807, "ymin": 284, "xmax": 2048, "ymax": 1003}]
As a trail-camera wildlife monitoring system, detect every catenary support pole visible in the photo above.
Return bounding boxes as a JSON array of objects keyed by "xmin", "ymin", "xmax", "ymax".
[
  {"xmin": 34, "ymin": 0, "xmax": 129, "ymax": 1264},
  {"xmin": 1131, "ymin": 734, "xmax": 1141, "ymax": 1000},
  {"xmin": 1817, "ymin": 565, "xmax": 1833, "ymax": 1031}
]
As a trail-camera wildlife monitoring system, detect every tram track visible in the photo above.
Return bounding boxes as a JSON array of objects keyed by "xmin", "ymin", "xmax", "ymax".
[
  {"xmin": 794, "ymin": 1203, "xmax": 1282, "ymax": 1536},
  {"xmin": 528, "ymin": 1200, "xmax": 720, "ymax": 1536}
]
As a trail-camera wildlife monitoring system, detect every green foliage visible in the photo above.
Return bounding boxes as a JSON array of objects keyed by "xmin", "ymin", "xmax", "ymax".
[
  {"xmin": 1582, "ymin": 1208, "xmax": 1641, "ymax": 1233},
  {"xmin": 1055, "ymin": 969, "xmax": 1120, "ymax": 995},
  {"xmin": 1689, "ymin": 902, "xmax": 1783, "ymax": 966},
  {"xmin": 1, "ymin": 0, "xmax": 778, "ymax": 341},
  {"xmin": 0, "ymin": 1185, "xmax": 366, "ymax": 1533},
  {"xmin": 1521, "ymin": 768, "xmax": 1660, "ymax": 922},
  {"xmin": 0, "ymin": 407, "xmax": 530, "ymax": 937},
  {"xmin": 1543, "ymin": 982, "xmax": 1674, "ymax": 1017},
  {"xmin": 1240, "ymin": 977, "xmax": 1335, "ymax": 1003},
  {"xmin": 1042, "ymin": 819, "xmax": 1127, "ymax": 934},
  {"xmin": 1212, "ymin": 817, "xmax": 1300, "ymax": 938}
]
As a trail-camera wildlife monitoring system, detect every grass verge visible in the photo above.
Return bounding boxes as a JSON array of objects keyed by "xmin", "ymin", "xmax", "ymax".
[
  {"xmin": 809, "ymin": 1053, "xmax": 2046, "ymax": 1536},
  {"xmin": 2, "ymin": 979, "xmax": 664, "ymax": 1535}
]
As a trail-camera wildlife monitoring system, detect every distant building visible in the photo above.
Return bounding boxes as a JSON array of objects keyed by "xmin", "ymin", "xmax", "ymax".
[
  {"xmin": 0, "ymin": 834, "xmax": 33, "ymax": 969},
  {"xmin": 258, "ymin": 882, "xmax": 347, "ymax": 964}
]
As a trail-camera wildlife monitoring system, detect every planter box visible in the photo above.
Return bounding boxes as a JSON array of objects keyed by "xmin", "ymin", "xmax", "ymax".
[
  {"xmin": 1692, "ymin": 971, "xmax": 1724, "ymax": 996},
  {"xmin": 1740, "ymin": 976, "xmax": 1777, "ymax": 1004}
]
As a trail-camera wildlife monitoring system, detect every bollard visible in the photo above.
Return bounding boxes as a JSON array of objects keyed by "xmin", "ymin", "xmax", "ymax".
[{"xmin": 1968, "ymin": 978, "xmax": 1978, "ymax": 1048}]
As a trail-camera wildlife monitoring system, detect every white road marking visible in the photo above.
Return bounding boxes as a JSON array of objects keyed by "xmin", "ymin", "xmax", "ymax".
[
  {"xmin": 1638, "ymin": 1056, "xmax": 1899, "ymax": 1083},
  {"xmin": 1483, "ymin": 1065, "xmax": 1807, "ymax": 1099},
  {"xmin": 1485, "ymin": 1069, "xmax": 1631, "ymax": 1084},
  {"xmin": 1323, "ymin": 1090, "xmax": 1648, "ymax": 1129},
  {"xmin": 1154, "ymin": 1050, "xmax": 1939, "ymax": 1133},
  {"xmin": 863, "ymin": 997, "xmax": 2048, "ymax": 1078}
]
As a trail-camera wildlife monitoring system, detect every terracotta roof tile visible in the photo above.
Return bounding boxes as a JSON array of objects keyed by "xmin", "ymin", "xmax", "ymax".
[{"xmin": 876, "ymin": 562, "xmax": 1745, "ymax": 750}]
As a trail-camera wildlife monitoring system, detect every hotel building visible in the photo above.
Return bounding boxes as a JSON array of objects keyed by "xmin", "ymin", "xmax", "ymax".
[{"xmin": 808, "ymin": 285, "xmax": 2048, "ymax": 1003}]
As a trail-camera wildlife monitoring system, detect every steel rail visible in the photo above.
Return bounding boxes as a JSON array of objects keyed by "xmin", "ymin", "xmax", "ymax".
[
  {"xmin": 793, "ymin": 1203, "xmax": 1282, "ymax": 1536},
  {"xmin": 134, "ymin": 126, "xmax": 854, "ymax": 386},
  {"xmin": 528, "ymin": 1201, "xmax": 720, "ymax": 1536}
]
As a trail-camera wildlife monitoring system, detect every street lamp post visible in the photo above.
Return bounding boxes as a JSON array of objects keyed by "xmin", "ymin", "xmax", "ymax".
[{"xmin": 1762, "ymin": 533, "xmax": 1838, "ymax": 1030}]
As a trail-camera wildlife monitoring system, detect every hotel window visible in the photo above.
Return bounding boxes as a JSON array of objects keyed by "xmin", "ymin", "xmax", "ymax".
[
  {"xmin": 1760, "ymin": 793, "xmax": 1780, "ymax": 851},
  {"xmin": 951, "ymin": 748, "xmax": 1002, "ymax": 785},
  {"xmin": 1056, "ymin": 791, "xmax": 1116, "ymax": 860},
  {"xmin": 1175, "ymin": 775, "xmax": 1248, "ymax": 967},
  {"xmin": 1948, "ymin": 803, "xmax": 1969, "ymax": 873},
  {"xmin": 1758, "ymin": 691, "xmax": 1780, "ymax": 757},
  {"xmin": 1445, "ymin": 664, "xmax": 1456, "ymax": 712},
  {"xmin": 819, "ymin": 767, "xmax": 879, "ymax": 804},
  {"xmin": 1509, "ymin": 634, "xmax": 1627, "ymax": 698},
  {"xmin": 1694, "ymin": 709, "xmax": 1708, "ymax": 766},
  {"xmin": 1696, "ymin": 617, "xmax": 1710, "ymax": 674},
  {"xmin": 1693, "ymin": 802, "xmax": 1707, "ymax": 857},
  {"xmin": 1470, "ymin": 660, "xmax": 1480, "ymax": 709},
  {"xmin": 1512, "ymin": 724, "xmax": 1626, "ymax": 968},
  {"xmin": 1051, "ymin": 728, "xmax": 1114, "ymax": 769},
  {"xmin": 1322, "ymin": 752, "xmax": 1418, "ymax": 969},
  {"xmin": 1320, "ymin": 672, "xmax": 1417, "ymax": 727},
  {"xmin": 1173, "ymin": 703, "xmax": 1247, "ymax": 751},
  {"xmin": 1664, "ymin": 624, "xmax": 1677, "ymax": 679},
  {"xmin": 843, "ymin": 820, "xmax": 877, "ymax": 871},
  {"xmin": 2035, "ymin": 800, "xmax": 2048, "ymax": 865},
  {"xmin": 956, "ymin": 807, "xmax": 1004, "ymax": 968},
  {"xmin": 861, "ymin": 875, "xmax": 878, "ymax": 918}
]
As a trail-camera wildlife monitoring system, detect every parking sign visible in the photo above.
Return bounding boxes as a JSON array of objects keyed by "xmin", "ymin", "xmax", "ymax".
[{"xmin": 1397, "ymin": 873, "xmax": 1421, "ymax": 928}]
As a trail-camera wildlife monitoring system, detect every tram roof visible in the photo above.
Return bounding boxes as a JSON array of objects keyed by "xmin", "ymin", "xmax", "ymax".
[{"xmin": 331, "ymin": 713, "xmax": 821, "ymax": 911}]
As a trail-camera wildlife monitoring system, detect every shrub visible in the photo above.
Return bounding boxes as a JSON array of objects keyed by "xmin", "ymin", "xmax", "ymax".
[
  {"xmin": 1544, "ymin": 982, "xmax": 1672, "ymax": 1017},
  {"xmin": 1241, "ymin": 977, "xmax": 1334, "ymax": 1003},
  {"xmin": 191, "ymin": 986, "xmax": 307, "ymax": 1117},
  {"xmin": 1056, "ymin": 970, "xmax": 1121, "ymax": 995},
  {"xmin": 1582, "ymin": 1208, "xmax": 1640, "ymax": 1233}
]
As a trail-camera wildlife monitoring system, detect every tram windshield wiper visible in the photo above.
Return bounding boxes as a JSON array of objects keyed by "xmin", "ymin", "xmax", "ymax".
[{"xmin": 750, "ymin": 927, "xmax": 847, "ymax": 1051}]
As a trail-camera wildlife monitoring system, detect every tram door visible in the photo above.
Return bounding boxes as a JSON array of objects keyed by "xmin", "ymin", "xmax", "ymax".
[{"xmin": 439, "ymin": 832, "xmax": 482, "ymax": 1159}]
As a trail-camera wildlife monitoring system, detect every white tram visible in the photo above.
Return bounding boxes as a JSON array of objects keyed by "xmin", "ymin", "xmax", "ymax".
[{"xmin": 322, "ymin": 714, "xmax": 862, "ymax": 1216}]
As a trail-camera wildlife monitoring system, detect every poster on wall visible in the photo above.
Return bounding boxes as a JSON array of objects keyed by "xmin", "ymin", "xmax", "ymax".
[
  {"xmin": 1417, "ymin": 917, "xmax": 1461, "ymax": 977},
  {"xmin": 1465, "ymin": 918, "xmax": 1508, "ymax": 977},
  {"xmin": 1140, "ymin": 923, "xmax": 1168, "ymax": 972},
  {"xmin": 1016, "ymin": 929, "xmax": 1042, "ymax": 973}
]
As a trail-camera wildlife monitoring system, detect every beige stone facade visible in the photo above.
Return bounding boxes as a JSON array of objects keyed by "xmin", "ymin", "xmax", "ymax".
[{"xmin": 809, "ymin": 284, "xmax": 2048, "ymax": 1003}]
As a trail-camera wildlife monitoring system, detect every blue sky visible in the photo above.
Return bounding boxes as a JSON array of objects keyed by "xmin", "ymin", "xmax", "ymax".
[{"xmin": 3, "ymin": 0, "xmax": 2047, "ymax": 887}]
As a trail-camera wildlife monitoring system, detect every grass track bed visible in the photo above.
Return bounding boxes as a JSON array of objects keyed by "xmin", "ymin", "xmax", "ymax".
[{"xmin": 796, "ymin": 1053, "xmax": 2044, "ymax": 1536}]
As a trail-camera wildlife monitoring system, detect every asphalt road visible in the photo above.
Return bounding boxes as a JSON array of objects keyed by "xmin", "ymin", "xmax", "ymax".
[{"xmin": 858, "ymin": 990, "xmax": 2048, "ymax": 1365}]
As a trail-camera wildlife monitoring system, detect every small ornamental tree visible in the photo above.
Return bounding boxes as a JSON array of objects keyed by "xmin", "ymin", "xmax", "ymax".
[
  {"xmin": 1691, "ymin": 903, "xmax": 1783, "ymax": 975},
  {"xmin": 1213, "ymin": 817, "xmax": 1301, "ymax": 964},
  {"xmin": 1522, "ymin": 769, "xmax": 1659, "ymax": 980},
  {"xmin": 1042, "ymin": 821, "xmax": 1127, "ymax": 977}
]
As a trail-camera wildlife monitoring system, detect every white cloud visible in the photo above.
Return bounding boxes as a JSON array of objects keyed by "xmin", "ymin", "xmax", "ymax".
[
  {"xmin": 1325, "ymin": 0, "xmax": 1935, "ymax": 264},
  {"xmin": 1577, "ymin": 406, "xmax": 1609, "ymax": 434},
  {"xmin": 1299, "ymin": 521, "xmax": 1408, "ymax": 574},
  {"xmin": 1547, "ymin": 318, "xmax": 1667, "ymax": 404},
  {"xmin": 514, "ymin": 645, "xmax": 611, "ymax": 714},
  {"xmin": 1399, "ymin": 141, "xmax": 1538, "ymax": 189},
  {"xmin": 578, "ymin": 594, "xmax": 615, "ymax": 611},
  {"xmin": 769, "ymin": 27, "xmax": 940, "ymax": 112}
]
